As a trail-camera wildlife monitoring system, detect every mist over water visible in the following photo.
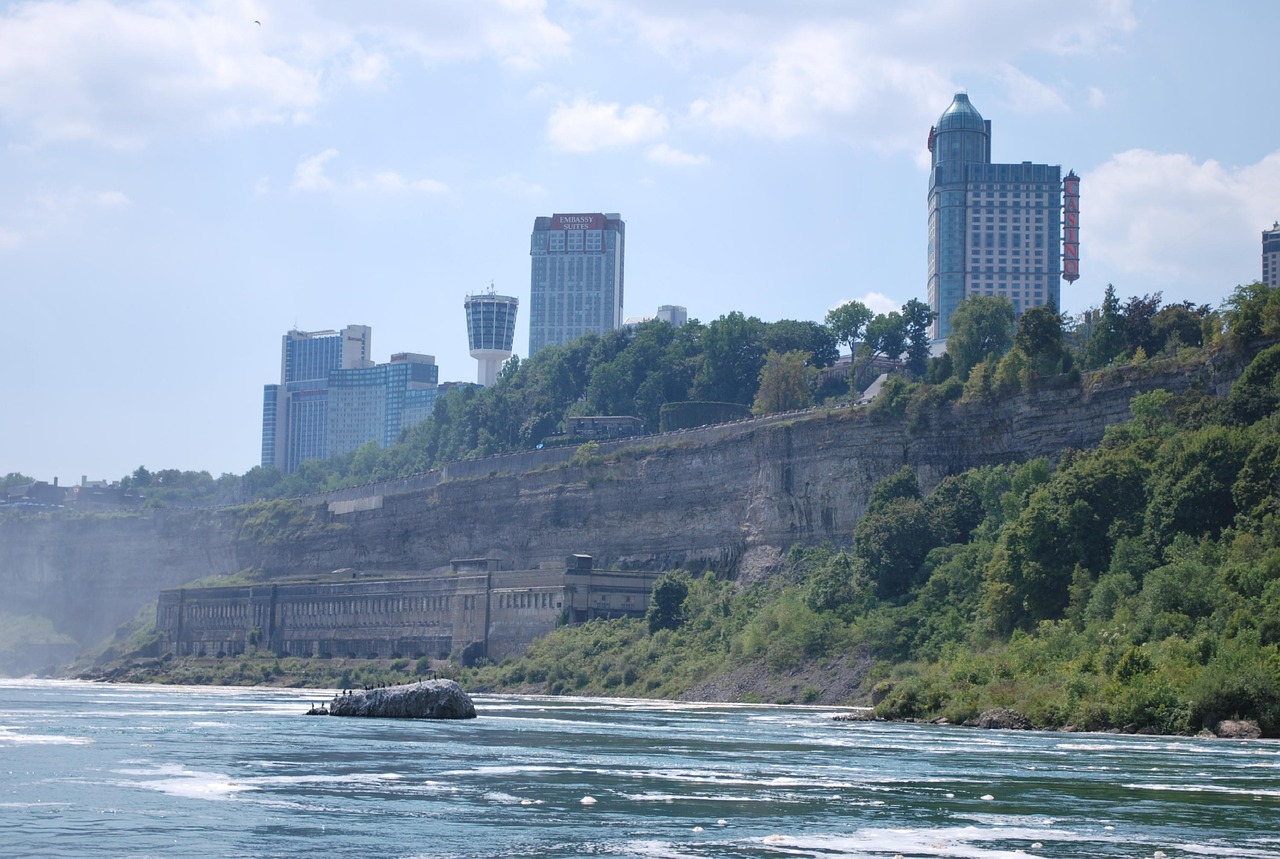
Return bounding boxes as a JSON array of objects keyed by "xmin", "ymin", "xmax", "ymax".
[{"xmin": 0, "ymin": 681, "xmax": 1275, "ymax": 858}]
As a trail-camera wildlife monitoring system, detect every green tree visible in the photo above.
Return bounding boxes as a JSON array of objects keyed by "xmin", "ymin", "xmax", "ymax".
[
  {"xmin": 902, "ymin": 298, "xmax": 935, "ymax": 377},
  {"xmin": 1223, "ymin": 281, "xmax": 1280, "ymax": 348},
  {"xmin": 867, "ymin": 465, "xmax": 921, "ymax": 515},
  {"xmin": 692, "ymin": 312, "xmax": 767, "ymax": 405},
  {"xmin": 762, "ymin": 319, "xmax": 838, "ymax": 369},
  {"xmin": 948, "ymin": 295, "xmax": 1015, "ymax": 380},
  {"xmin": 1083, "ymin": 284, "xmax": 1127, "ymax": 369},
  {"xmin": 1120, "ymin": 292, "xmax": 1163, "ymax": 356},
  {"xmin": 752, "ymin": 350, "xmax": 815, "ymax": 415},
  {"xmin": 1151, "ymin": 302, "xmax": 1207, "ymax": 352},
  {"xmin": 1227, "ymin": 343, "xmax": 1280, "ymax": 425},
  {"xmin": 863, "ymin": 311, "xmax": 907, "ymax": 363},
  {"xmin": 1014, "ymin": 304, "xmax": 1071, "ymax": 379},
  {"xmin": 855, "ymin": 497, "xmax": 938, "ymax": 600},
  {"xmin": 825, "ymin": 301, "xmax": 874, "ymax": 357},
  {"xmin": 647, "ymin": 573, "xmax": 690, "ymax": 633}
]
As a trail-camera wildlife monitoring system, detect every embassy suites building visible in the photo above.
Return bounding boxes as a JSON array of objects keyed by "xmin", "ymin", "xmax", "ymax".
[
  {"xmin": 528, "ymin": 213, "xmax": 625, "ymax": 356},
  {"xmin": 927, "ymin": 93, "xmax": 1079, "ymax": 339}
]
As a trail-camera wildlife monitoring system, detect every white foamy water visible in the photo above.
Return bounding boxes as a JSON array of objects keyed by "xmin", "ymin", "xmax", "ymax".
[{"xmin": 0, "ymin": 680, "xmax": 1274, "ymax": 858}]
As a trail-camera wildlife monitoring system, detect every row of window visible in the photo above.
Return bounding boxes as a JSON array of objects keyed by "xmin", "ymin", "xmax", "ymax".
[{"xmin": 497, "ymin": 591, "xmax": 557, "ymax": 610}]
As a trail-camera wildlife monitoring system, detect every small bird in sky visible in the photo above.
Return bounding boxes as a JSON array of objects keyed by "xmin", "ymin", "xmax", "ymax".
[{"xmin": 254, "ymin": 20, "xmax": 260, "ymax": 25}]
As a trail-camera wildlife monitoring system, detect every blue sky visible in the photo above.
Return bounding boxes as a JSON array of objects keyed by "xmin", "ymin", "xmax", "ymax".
[{"xmin": 3, "ymin": 0, "xmax": 1278, "ymax": 484}]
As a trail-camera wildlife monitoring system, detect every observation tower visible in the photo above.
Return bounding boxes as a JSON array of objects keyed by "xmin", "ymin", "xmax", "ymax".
[{"xmin": 465, "ymin": 285, "xmax": 519, "ymax": 386}]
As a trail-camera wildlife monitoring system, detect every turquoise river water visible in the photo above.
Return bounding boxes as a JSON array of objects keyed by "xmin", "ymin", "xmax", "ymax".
[{"xmin": 0, "ymin": 680, "xmax": 1276, "ymax": 858}]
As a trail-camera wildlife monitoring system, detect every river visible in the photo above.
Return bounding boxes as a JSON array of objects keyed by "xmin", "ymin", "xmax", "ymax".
[{"xmin": 0, "ymin": 680, "xmax": 1275, "ymax": 857}]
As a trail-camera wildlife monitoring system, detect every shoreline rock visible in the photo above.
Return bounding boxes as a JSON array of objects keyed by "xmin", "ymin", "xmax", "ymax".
[
  {"xmin": 968, "ymin": 708, "xmax": 1033, "ymax": 730},
  {"xmin": 1212, "ymin": 719, "xmax": 1262, "ymax": 739},
  {"xmin": 327, "ymin": 679, "xmax": 476, "ymax": 719}
]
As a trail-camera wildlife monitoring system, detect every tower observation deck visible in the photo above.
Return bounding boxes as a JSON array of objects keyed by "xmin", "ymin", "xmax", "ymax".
[{"xmin": 465, "ymin": 286, "xmax": 519, "ymax": 386}]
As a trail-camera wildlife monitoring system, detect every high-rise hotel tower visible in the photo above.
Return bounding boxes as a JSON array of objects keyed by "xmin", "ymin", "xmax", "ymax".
[
  {"xmin": 528, "ymin": 213, "xmax": 624, "ymax": 356},
  {"xmin": 927, "ymin": 93, "xmax": 1078, "ymax": 339}
]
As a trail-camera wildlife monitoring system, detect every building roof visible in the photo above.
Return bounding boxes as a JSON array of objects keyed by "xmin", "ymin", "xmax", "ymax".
[{"xmin": 936, "ymin": 92, "xmax": 986, "ymax": 132}]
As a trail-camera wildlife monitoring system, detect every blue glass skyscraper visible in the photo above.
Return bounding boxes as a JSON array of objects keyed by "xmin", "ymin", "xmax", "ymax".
[{"xmin": 927, "ymin": 93, "xmax": 1065, "ymax": 339}]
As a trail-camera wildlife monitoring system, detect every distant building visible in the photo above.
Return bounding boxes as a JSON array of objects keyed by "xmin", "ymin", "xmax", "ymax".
[
  {"xmin": 1264, "ymin": 222, "xmax": 1280, "ymax": 288},
  {"xmin": 261, "ymin": 326, "xmax": 438, "ymax": 472},
  {"xmin": 2, "ymin": 479, "xmax": 70, "ymax": 507},
  {"xmin": 529, "ymin": 213, "xmax": 625, "ymax": 356},
  {"xmin": 927, "ymin": 93, "xmax": 1074, "ymax": 339},
  {"xmin": 465, "ymin": 287, "xmax": 519, "ymax": 386},
  {"xmin": 624, "ymin": 304, "xmax": 687, "ymax": 328},
  {"xmin": 262, "ymin": 326, "xmax": 372, "ymax": 472},
  {"xmin": 656, "ymin": 305, "xmax": 688, "ymax": 326},
  {"xmin": 326, "ymin": 353, "xmax": 439, "ymax": 457}
]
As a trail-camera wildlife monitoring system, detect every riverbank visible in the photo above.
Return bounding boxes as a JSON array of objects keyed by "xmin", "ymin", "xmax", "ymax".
[
  {"xmin": 69, "ymin": 652, "xmax": 453, "ymax": 690},
  {"xmin": 58, "ymin": 648, "xmax": 1268, "ymax": 741}
]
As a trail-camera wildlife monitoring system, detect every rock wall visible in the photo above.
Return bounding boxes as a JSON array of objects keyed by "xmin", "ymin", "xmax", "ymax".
[{"xmin": 0, "ymin": 355, "xmax": 1239, "ymax": 670}]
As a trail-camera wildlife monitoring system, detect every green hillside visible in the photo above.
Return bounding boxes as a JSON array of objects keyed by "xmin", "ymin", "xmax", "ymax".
[{"xmin": 460, "ymin": 285, "xmax": 1280, "ymax": 736}]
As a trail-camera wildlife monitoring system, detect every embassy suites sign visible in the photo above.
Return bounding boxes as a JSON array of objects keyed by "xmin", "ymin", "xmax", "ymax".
[{"xmin": 552, "ymin": 213, "xmax": 606, "ymax": 231}]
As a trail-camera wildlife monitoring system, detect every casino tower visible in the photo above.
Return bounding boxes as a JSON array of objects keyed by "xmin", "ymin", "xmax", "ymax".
[{"xmin": 927, "ymin": 93, "xmax": 1078, "ymax": 339}]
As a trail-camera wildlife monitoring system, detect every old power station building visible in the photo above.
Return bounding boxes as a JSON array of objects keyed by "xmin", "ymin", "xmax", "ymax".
[{"xmin": 156, "ymin": 555, "xmax": 657, "ymax": 665}]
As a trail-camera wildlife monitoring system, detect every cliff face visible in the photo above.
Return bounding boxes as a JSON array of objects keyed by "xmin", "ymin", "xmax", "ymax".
[
  {"xmin": 0, "ymin": 356, "xmax": 1236, "ymax": 671},
  {"xmin": 0, "ymin": 511, "xmax": 239, "ymax": 659}
]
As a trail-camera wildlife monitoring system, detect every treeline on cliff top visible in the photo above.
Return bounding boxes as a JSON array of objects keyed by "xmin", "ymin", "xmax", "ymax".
[
  {"xmin": 1, "ymin": 281, "xmax": 1257, "ymax": 507},
  {"xmin": 45, "ymin": 282, "xmax": 1248, "ymax": 506},
  {"xmin": 464, "ymin": 307, "xmax": 1280, "ymax": 734}
]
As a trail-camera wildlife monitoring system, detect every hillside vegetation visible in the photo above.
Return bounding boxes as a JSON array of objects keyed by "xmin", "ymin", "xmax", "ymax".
[
  {"xmin": 460, "ymin": 283, "xmax": 1280, "ymax": 736},
  {"xmin": 30, "ymin": 281, "xmax": 1280, "ymax": 738}
]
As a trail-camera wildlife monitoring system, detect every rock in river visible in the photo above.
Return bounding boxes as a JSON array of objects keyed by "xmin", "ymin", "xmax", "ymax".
[{"xmin": 328, "ymin": 679, "xmax": 476, "ymax": 720}]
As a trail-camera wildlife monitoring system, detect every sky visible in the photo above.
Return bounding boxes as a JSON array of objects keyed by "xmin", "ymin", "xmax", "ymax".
[{"xmin": 3, "ymin": 0, "xmax": 1279, "ymax": 485}]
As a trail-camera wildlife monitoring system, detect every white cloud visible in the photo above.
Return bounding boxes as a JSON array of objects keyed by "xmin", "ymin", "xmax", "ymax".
[
  {"xmin": 646, "ymin": 143, "xmax": 707, "ymax": 166},
  {"xmin": 607, "ymin": 1, "xmax": 1136, "ymax": 150},
  {"xmin": 860, "ymin": 292, "xmax": 901, "ymax": 315},
  {"xmin": 829, "ymin": 292, "xmax": 900, "ymax": 316},
  {"xmin": 326, "ymin": 0, "xmax": 571, "ymax": 72},
  {"xmin": 547, "ymin": 98, "xmax": 669, "ymax": 153},
  {"xmin": 0, "ymin": 0, "xmax": 572, "ymax": 148},
  {"xmin": 293, "ymin": 148, "xmax": 339, "ymax": 192},
  {"xmin": 1088, "ymin": 148, "xmax": 1280, "ymax": 287},
  {"xmin": 293, "ymin": 152, "xmax": 447, "ymax": 194},
  {"xmin": 1087, "ymin": 86, "xmax": 1107, "ymax": 109},
  {"xmin": 343, "ymin": 49, "xmax": 391, "ymax": 85},
  {"xmin": 996, "ymin": 64, "xmax": 1069, "ymax": 113},
  {"xmin": 0, "ymin": 0, "xmax": 321, "ymax": 148}
]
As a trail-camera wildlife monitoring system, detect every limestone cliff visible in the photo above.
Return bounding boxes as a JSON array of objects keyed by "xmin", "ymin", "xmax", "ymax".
[{"xmin": 0, "ymin": 355, "xmax": 1237, "ymax": 672}]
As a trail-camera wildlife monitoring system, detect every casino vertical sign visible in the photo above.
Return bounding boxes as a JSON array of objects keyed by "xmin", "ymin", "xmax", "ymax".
[{"xmin": 1062, "ymin": 170, "xmax": 1081, "ymax": 283}]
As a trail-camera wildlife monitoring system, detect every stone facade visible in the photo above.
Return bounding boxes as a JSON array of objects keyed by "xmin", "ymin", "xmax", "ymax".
[{"xmin": 155, "ymin": 557, "xmax": 659, "ymax": 664}]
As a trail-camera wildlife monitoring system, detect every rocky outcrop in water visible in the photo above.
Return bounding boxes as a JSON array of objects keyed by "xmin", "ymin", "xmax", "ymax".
[
  {"xmin": 970, "ymin": 708, "xmax": 1033, "ymax": 730},
  {"xmin": 327, "ymin": 679, "xmax": 476, "ymax": 719},
  {"xmin": 1212, "ymin": 719, "xmax": 1262, "ymax": 739}
]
